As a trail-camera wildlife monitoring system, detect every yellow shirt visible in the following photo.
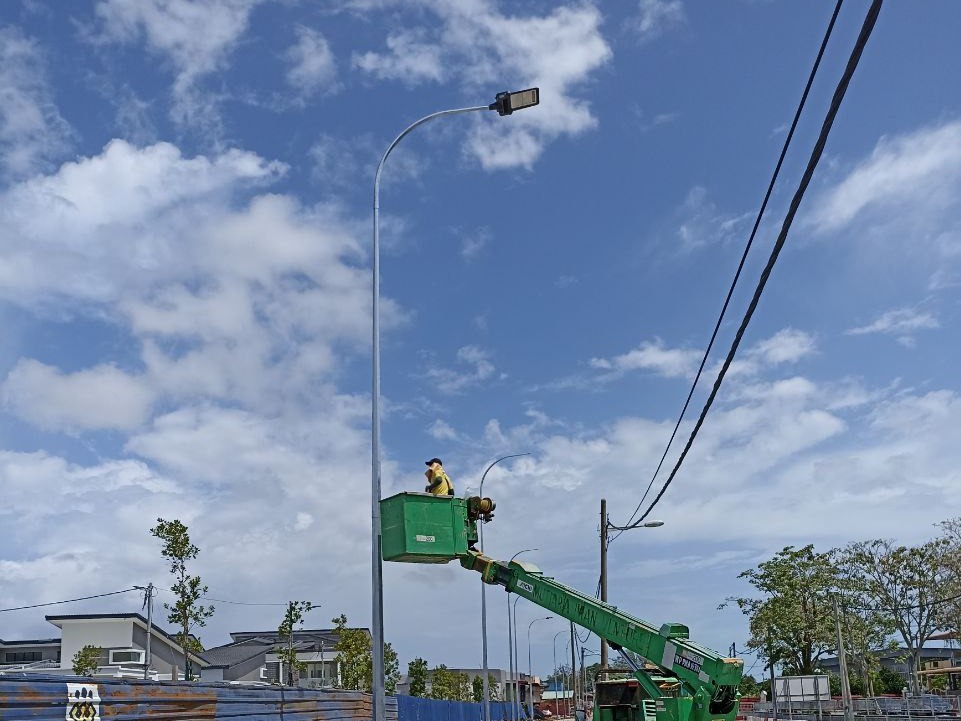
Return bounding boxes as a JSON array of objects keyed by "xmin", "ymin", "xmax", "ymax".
[{"xmin": 426, "ymin": 469, "xmax": 453, "ymax": 495}]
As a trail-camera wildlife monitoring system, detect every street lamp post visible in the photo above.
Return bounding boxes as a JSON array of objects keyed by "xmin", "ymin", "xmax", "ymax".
[
  {"xmin": 507, "ymin": 549, "xmax": 538, "ymax": 721},
  {"xmin": 480, "ymin": 455, "xmax": 531, "ymax": 721},
  {"xmin": 528, "ymin": 616, "xmax": 553, "ymax": 719},
  {"xmin": 600, "ymin": 506, "xmax": 664, "ymax": 668},
  {"xmin": 513, "ymin": 595, "xmax": 523, "ymax": 716},
  {"xmin": 371, "ymin": 88, "xmax": 540, "ymax": 721},
  {"xmin": 553, "ymin": 630, "xmax": 566, "ymax": 718}
]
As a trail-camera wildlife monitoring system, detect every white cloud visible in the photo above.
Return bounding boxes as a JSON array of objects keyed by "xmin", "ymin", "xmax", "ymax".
[
  {"xmin": 460, "ymin": 228, "xmax": 490, "ymax": 260},
  {"xmin": 286, "ymin": 27, "xmax": 338, "ymax": 98},
  {"xmin": 0, "ymin": 140, "xmax": 285, "ymax": 306},
  {"xmin": 632, "ymin": 0, "xmax": 685, "ymax": 43},
  {"xmin": 0, "ymin": 26, "xmax": 72, "ymax": 181},
  {"xmin": 428, "ymin": 419, "xmax": 458, "ymax": 441},
  {"xmin": 590, "ymin": 339, "xmax": 701, "ymax": 379},
  {"xmin": 673, "ymin": 186, "xmax": 752, "ymax": 252},
  {"xmin": 589, "ymin": 329, "xmax": 816, "ymax": 386},
  {"xmin": 809, "ymin": 120, "xmax": 961, "ymax": 234},
  {"xmin": 3, "ymin": 360, "xmax": 154, "ymax": 432},
  {"xmin": 94, "ymin": 0, "xmax": 267, "ymax": 129},
  {"xmin": 354, "ymin": 2, "xmax": 611, "ymax": 170},
  {"xmin": 847, "ymin": 307, "xmax": 939, "ymax": 345},
  {"xmin": 352, "ymin": 30, "xmax": 445, "ymax": 84},
  {"xmin": 425, "ymin": 345, "xmax": 497, "ymax": 394}
]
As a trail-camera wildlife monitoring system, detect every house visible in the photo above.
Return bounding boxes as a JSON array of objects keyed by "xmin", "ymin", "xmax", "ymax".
[
  {"xmin": 200, "ymin": 628, "xmax": 358, "ymax": 687},
  {"xmin": 0, "ymin": 613, "xmax": 207, "ymax": 680},
  {"xmin": 818, "ymin": 646, "xmax": 957, "ymax": 688}
]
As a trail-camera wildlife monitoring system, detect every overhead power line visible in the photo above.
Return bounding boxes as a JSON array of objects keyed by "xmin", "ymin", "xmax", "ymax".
[
  {"xmin": 157, "ymin": 587, "xmax": 301, "ymax": 607},
  {"xmin": 0, "ymin": 588, "xmax": 138, "ymax": 613},
  {"xmin": 611, "ymin": 0, "xmax": 845, "ymax": 539},
  {"xmin": 628, "ymin": 0, "xmax": 884, "ymax": 528}
]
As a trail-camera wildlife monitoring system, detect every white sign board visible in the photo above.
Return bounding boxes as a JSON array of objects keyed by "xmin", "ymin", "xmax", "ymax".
[{"xmin": 774, "ymin": 675, "xmax": 831, "ymax": 701}]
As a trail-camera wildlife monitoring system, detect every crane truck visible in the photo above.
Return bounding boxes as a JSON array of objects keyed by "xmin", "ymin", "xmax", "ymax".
[{"xmin": 380, "ymin": 492, "xmax": 743, "ymax": 721}]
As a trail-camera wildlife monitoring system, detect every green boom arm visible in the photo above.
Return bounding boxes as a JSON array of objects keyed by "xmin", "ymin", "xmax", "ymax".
[
  {"xmin": 378, "ymin": 492, "xmax": 742, "ymax": 721},
  {"xmin": 460, "ymin": 549, "xmax": 742, "ymax": 721}
]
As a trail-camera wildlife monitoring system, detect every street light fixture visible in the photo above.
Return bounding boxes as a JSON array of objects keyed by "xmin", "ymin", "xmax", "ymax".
[
  {"xmin": 370, "ymin": 89, "xmax": 541, "ymax": 721},
  {"xmin": 507, "ymin": 548, "xmax": 537, "ymax": 721},
  {"xmin": 528, "ymin": 616, "xmax": 553, "ymax": 719},
  {"xmin": 479, "ymin": 454, "xmax": 531, "ymax": 721}
]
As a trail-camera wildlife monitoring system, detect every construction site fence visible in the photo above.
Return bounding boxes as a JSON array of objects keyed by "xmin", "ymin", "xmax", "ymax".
[
  {"xmin": 743, "ymin": 694, "xmax": 961, "ymax": 721},
  {"xmin": 0, "ymin": 673, "xmax": 400, "ymax": 721},
  {"xmin": 396, "ymin": 695, "xmax": 524, "ymax": 721}
]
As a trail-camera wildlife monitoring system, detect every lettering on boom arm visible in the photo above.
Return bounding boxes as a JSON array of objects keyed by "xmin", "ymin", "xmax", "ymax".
[{"xmin": 676, "ymin": 650, "xmax": 704, "ymax": 676}]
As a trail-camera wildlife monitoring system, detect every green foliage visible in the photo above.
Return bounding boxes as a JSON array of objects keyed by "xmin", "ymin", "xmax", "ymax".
[
  {"xmin": 935, "ymin": 517, "xmax": 961, "ymax": 639},
  {"xmin": 738, "ymin": 675, "xmax": 761, "ymax": 697},
  {"xmin": 430, "ymin": 665, "xmax": 472, "ymax": 701},
  {"xmin": 331, "ymin": 613, "xmax": 400, "ymax": 694},
  {"xmin": 473, "ymin": 675, "xmax": 484, "ymax": 702},
  {"xmin": 721, "ymin": 545, "xmax": 840, "ymax": 674},
  {"xmin": 276, "ymin": 600, "xmax": 313, "ymax": 685},
  {"xmin": 408, "ymin": 657, "xmax": 429, "ymax": 697},
  {"xmin": 488, "ymin": 673, "xmax": 502, "ymax": 701},
  {"xmin": 875, "ymin": 665, "xmax": 908, "ymax": 694},
  {"xmin": 842, "ymin": 538, "xmax": 951, "ymax": 693},
  {"xmin": 72, "ymin": 645, "xmax": 102, "ymax": 676},
  {"xmin": 150, "ymin": 517, "xmax": 214, "ymax": 674}
]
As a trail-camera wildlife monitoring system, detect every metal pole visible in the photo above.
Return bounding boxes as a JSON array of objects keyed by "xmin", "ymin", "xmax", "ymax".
[
  {"xmin": 554, "ymin": 630, "xmax": 565, "ymax": 717},
  {"xmin": 528, "ymin": 617, "xmax": 552, "ymax": 719},
  {"xmin": 570, "ymin": 623, "xmax": 577, "ymax": 717},
  {"xmin": 832, "ymin": 598, "xmax": 853, "ymax": 721},
  {"xmin": 143, "ymin": 583, "xmax": 153, "ymax": 680},
  {"xmin": 514, "ymin": 596, "xmax": 523, "ymax": 715},
  {"xmin": 508, "ymin": 593, "xmax": 515, "ymax": 720},
  {"xmin": 480, "ymin": 455, "xmax": 530, "ymax": 721},
  {"xmin": 372, "ymin": 103, "xmax": 490, "ymax": 721},
  {"xmin": 600, "ymin": 499, "xmax": 608, "ymax": 669},
  {"xmin": 508, "ymin": 550, "xmax": 537, "ymax": 721}
]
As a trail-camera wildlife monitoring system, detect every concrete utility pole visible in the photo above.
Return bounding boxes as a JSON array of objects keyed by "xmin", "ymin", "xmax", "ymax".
[
  {"xmin": 600, "ymin": 498, "xmax": 608, "ymax": 669},
  {"xmin": 144, "ymin": 583, "xmax": 153, "ymax": 680},
  {"xmin": 832, "ymin": 597, "xmax": 854, "ymax": 721}
]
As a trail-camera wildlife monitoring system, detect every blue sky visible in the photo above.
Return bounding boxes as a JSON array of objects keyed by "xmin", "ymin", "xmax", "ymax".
[{"xmin": 2, "ymin": 0, "xmax": 961, "ymax": 680}]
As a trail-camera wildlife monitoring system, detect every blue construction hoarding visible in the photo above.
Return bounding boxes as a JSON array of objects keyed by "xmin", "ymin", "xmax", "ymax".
[{"xmin": 0, "ymin": 674, "xmax": 523, "ymax": 721}]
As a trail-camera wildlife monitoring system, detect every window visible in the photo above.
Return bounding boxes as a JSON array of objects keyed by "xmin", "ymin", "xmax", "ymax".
[
  {"xmin": 109, "ymin": 649, "xmax": 146, "ymax": 665},
  {"xmin": 4, "ymin": 651, "xmax": 42, "ymax": 664}
]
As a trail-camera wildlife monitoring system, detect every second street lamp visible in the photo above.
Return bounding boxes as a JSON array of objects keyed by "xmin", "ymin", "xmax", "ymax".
[
  {"xmin": 507, "ymin": 548, "xmax": 537, "ymax": 721},
  {"xmin": 528, "ymin": 616, "xmax": 552, "ymax": 719},
  {"xmin": 479, "ymin": 454, "xmax": 530, "ymax": 721},
  {"xmin": 370, "ymin": 88, "xmax": 540, "ymax": 721}
]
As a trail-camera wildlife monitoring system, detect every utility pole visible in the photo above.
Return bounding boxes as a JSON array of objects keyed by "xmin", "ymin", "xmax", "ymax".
[
  {"xmin": 600, "ymin": 498, "xmax": 608, "ymax": 669},
  {"xmin": 832, "ymin": 597, "xmax": 854, "ymax": 721},
  {"xmin": 143, "ymin": 583, "xmax": 154, "ymax": 680}
]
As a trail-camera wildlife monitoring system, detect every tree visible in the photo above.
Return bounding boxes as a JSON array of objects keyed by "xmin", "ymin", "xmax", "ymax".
[
  {"xmin": 721, "ymin": 545, "xmax": 840, "ymax": 674},
  {"xmin": 935, "ymin": 518, "xmax": 961, "ymax": 640},
  {"xmin": 488, "ymin": 673, "xmax": 502, "ymax": 701},
  {"xmin": 408, "ymin": 657, "xmax": 429, "ymax": 697},
  {"xmin": 277, "ymin": 600, "xmax": 313, "ymax": 686},
  {"xmin": 150, "ymin": 518, "xmax": 214, "ymax": 678},
  {"xmin": 72, "ymin": 645, "xmax": 102, "ymax": 676},
  {"xmin": 738, "ymin": 675, "xmax": 761, "ymax": 698},
  {"xmin": 430, "ymin": 665, "xmax": 461, "ymax": 700},
  {"xmin": 473, "ymin": 674, "xmax": 484, "ymax": 702},
  {"xmin": 331, "ymin": 613, "xmax": 399, "ymax": 694},
  {"xmin": 843, "ymin": 538, "xmax": 951, "ymax": 694}
]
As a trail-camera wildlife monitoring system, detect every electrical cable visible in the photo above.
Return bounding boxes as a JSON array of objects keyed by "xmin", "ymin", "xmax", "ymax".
[
  {"xmin": 838, "ymin": 590, "xmax": 961, "ymax": 614},
  {"xmin": 0, "ymin": 588, "xmax": 139, "ymax": 613},
  {"xmin": 610, "ymin": 0, "xmax": 846, "ymax": 540},
  {"xmin": 627, "ymin": 0, "xmax": 884, "ymax": 527},
  {"xmin": 157, "ymin": 587, "xmax": 292, "ymax": 606}
]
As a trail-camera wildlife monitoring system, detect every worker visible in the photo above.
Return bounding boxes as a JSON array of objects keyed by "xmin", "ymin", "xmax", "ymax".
[{"xmin": 424, "ymin": 457, "xmax": 454, "ymax": 495}]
